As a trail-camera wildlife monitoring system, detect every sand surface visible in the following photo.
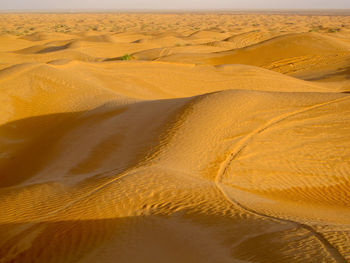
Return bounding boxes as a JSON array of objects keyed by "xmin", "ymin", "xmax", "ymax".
[{"xmin": 0, "ymin": 12, "xmax": 350, "ymax": 262}]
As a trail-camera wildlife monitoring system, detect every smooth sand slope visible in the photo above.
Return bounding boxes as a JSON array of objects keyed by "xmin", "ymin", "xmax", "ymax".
[{"xmin": 0, "ymin": 13, "xmax": 350, "ymax": 263}]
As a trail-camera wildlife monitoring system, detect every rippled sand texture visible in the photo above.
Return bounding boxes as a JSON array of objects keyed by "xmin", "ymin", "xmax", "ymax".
[{"xmin": 1, "ymin": 13, "xmax": 350, "ymax": 263}]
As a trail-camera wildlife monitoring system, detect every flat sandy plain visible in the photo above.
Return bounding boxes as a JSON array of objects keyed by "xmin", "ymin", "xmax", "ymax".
[{"xmin": 0, "ymin": 12, "xmax": 350, "ymax": 263}]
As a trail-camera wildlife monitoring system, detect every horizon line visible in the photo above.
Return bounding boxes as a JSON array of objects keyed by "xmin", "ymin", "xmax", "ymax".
[{"xmin": 1, "ymin": 8, "xmax": 350, "ymax": 15}]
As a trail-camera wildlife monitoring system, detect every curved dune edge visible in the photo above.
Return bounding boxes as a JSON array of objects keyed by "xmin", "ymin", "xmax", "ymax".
[{"xmin": 1, "ymin": 13, "xmax": 350, "ymax": 263}]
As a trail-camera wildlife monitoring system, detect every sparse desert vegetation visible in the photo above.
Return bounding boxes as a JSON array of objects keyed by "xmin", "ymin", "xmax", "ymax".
[{"xmin": 120, "ymin": 53, "xmax": 133, "ymax": 60}]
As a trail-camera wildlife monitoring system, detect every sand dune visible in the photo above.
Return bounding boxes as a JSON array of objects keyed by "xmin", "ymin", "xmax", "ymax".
[{"xmin": 0, "ymin": 12, "xmax": 350, "ymax": 263}]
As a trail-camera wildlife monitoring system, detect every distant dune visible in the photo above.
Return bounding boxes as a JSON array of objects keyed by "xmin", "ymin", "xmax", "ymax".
[{"xmin": 0, "ymin": 13, "xmax": 350, "ymax": 263}]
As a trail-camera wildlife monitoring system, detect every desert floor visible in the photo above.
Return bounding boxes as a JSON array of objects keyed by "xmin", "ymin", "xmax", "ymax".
[{"xmin": 0, "ymin": 12, "xmax": 350, "ymax": 263}]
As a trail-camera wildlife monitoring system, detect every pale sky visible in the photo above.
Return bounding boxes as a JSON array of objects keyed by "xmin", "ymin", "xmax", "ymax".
[{"xmin": 1, "ymin": 0, "xmax": 350, "ymax": 11}]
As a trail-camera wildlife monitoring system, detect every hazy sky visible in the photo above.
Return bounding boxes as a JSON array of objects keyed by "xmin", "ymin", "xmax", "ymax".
[{"xmin": 1, "ymin": 0, "xmax": 350, "ymax": 11}]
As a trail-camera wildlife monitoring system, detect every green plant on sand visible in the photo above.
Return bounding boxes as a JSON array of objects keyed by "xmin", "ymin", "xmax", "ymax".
[{"xmin": 120, "ymin": 54, "xmax": 133, "ymax": 60}]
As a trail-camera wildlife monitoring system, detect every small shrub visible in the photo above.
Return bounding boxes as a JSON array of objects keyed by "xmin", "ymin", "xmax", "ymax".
[{"xmin": 120, "ymin": 54, "xmax": 133, "ymax": 60}]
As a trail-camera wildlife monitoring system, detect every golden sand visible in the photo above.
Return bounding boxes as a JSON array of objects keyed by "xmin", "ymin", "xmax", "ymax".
[{"xmin": 0, "ymin": 13, "xmax": 350, "ymax": 262}]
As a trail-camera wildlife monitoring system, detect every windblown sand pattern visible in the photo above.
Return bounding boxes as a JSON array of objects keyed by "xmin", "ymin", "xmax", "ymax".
[{"xmin": 0, "ymin": 13, "xmax": 350, "ymax": 263}]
